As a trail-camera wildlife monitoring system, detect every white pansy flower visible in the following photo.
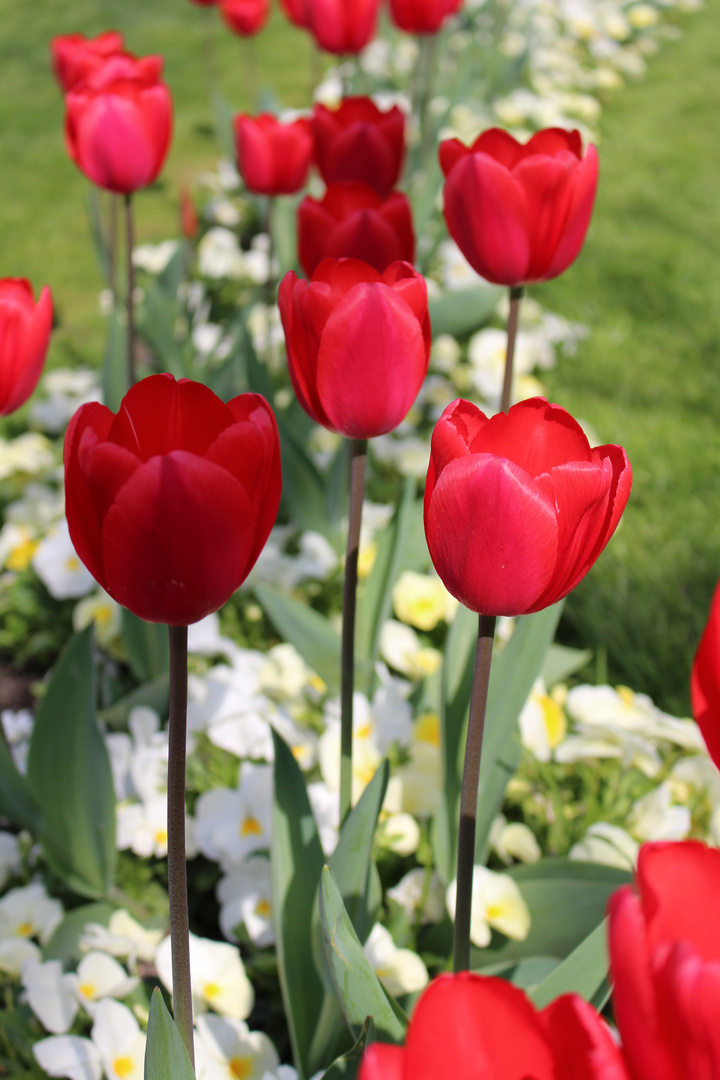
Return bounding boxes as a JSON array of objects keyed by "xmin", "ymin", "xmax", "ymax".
[
  {"xmin": 116, "ymin": 796, "xmax": 171, "ymax": 859},
  {"xmin": 363, "ymin": 924, "xmax": 429, "ymax": 997},
  {"xmin": 195, "ymin": 762, "xmax": 272, "ymax": 871},
  {"xmin": 34, "ymin": 1035, "xmax": 102, "ymax": 1080},
  {"xmin": 435, "ymin": 239, "xmax": 482, "ymax": 292},
  {"xmin": 259, "ymin": 644, "xmax": 312, "ymax": 701},
  {"xmin": 194, "ymin": 1014, "xmax": 279, "ymax": 1080},
  {"xmin": 377, "ymin": 813, "xmax": 420, "ymax": 856},
  {"xmin": 32, "ymin": 518, "xmax": 95, "ymax": 599},
  {"xmin": 490, "ymin": 815, "xmax": 542, "ymax": 864},
  {"xmin": 0, "ymin": 936, "xmax": 42, "ymax": 976},
  {"xmin": 569, "ymin": 822, "xmax": 639, "ymax": 871},
  {"xmin": 132, "ymin": 240, "xmax": 179, "ymax": 274},
  {"xmin": 21, "ymin": 960, "xmax": 79, "ymax": 1035},
  {"xmin": 392, "ymin": 571, "xmax": 458, "ymax": 631},
  {"xmin": 188, "ymin": 613, "xmax": 240, "ymax": 661},
  {"xmin": 627, "ymin": 783, "xmax": 691, "ymax": 843},
  {"xmin": 91, "ymin": 999, "xmax": 146, "ymax": 1080},
  {"xmin": 80, "ymin": 910, "xmax": 163, "ymax": 970},
  {"xmin": 0, "ymin": 881, "xmax": 63, "ymax": 943},
  {"xmin": 446, "ymin": 867, "xmax": 531, "ymax": 948},
  {"xmin": 319, "ymin": 698, "xmax": 383, "ymax": 805},
  {"xmin": 73, "ymin": 590, "xmax": 122, "ymax": 648},
  {"xmin": 519, "ymin": 680, "xmax": 567, "ymax": 762},
  {"xmin": 0, "ymin": 432, "xmax": 55, "ymax": 480},
  {"xmin": 390, "ymin": 712, "xmax": 442, "ymax": 819},
  {"xmin": 387, "ymin": 868, "xmax": 446, "ymax": 924},
  {"xmin": 198, "ymin": 228, "xmax": 246, "ymax": 280},
  {"xmin": 75, "ymin": 952, "xmax": 140, "ymax": 1014},
  {"xmin": 217, "ymin": 858, "xmax": 274, "ymax": 947},
  {"xmin": 308, "ymin": 781, "xmax": 339, "ymax": 856},
  {"xmin": 1, "ymin": 707, "xmax": 34, "ymax": 773},
  {"xmin": 155, "ymin": 932, "xmax": 254, "ymax": 1020},
  {"xmin": 379, "ymin": 621, "xmax": 442, "ymax": 682}
]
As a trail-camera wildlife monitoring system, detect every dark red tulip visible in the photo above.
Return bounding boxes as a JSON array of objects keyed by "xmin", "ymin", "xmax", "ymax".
[
  {"xmin": 279, "ymin": 259, "xmax": 430, "ymax": 438},
  {"xmin": 234, "ymin": 113, "xmax": 313, "ymax": 196},
  {"xmin": 50, "ymin": 31, "xmax": 125, "ymax": 93},
  {"xmin": 388, "ymin": 0, "xmax": 463, "ymax": 34},
  {"xmin": 312, "ymin": 96, "xmax": 405, "ymax": 196},
  {"xmin": 297, "ymin": 181, "xmax": 415, "ymax": 277},
  {"xmin": 219, "ymin": 0, "xmax": 270, "ymax": 35},
  {"xmin": 691, "ymin": 579, "xmax": 720, "ymax": 768},
  {"xmin": 64, "ymin": 375, "xmax": 281, "ymax": 626},
  {"xmin": 303, "ymin": 0, "xmax": 380, "ymax": 54},
  {"xmin": 424, "ymin": 397, "xmax": 631, "ymax": 617},
  {"xmin": 440, "ymin": 127, "xmax": 598, "ymax": 286},
  {"xmin": 0, "ymin": 279, "xmax": 53, "ymax": 417},
  {"xmin": 188, "ymin": 0, "xmax": 218, "ymax": 5}
]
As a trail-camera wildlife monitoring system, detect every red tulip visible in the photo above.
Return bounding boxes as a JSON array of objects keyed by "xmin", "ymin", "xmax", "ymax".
[
  {"xmin": 690, "ymin": 579, "xmax": 720, "ymax": 768},
  {"xmin": 312, "ymin": 97, "xmax": 405, "ymax": 196},
  {"xmin": 358, "ymin": 973, "xmax": 629, "ymax": 1080},
  {"xmin": 389, "ymin": 0, "xmax": 463, "ymax": 34},
  {"xmin": 234, "ymin": 113, "xmax": 313, "ymax": 196},
  {"xmin": 219, "ymin": 0, "xmax": 270, "ymax": 36},
  {"xmin": 50, "ymin": 31, "xmax": 125, "ymax": 93},
  {"xmin": 64, "ymin": 374, "xmax": 281, "ymax": 626},
  {"xmin": 297, "ymin": 181, "xmax": 415, "ymax": 277},
  {"xmin": 189, "ymin": 0, "xmax": 218, "ymax": 5},
  {"xmin": 608, "ymin": 841, "xmax": 720, "ymax": 1080},
  {"xmin": 279, "ymin": 0, "xmax": 307, "ymax": 26},
  {"xmin": 424, "ymin": 397, "xmax": 631, "ymax": 617},
  {"xmin": 440, "ymin": 127, "xmax": 599, "ymax": 286},
  {"xmin": 0, "ymin": 279, "xmax": 53, "ymax": 417},
  {"xmin": 279, "ymin": 259, "xmax": 430, "ymax": 438},
  {"xmin": 303, "ymin": 0, "xmax": 380, "ymax": 54},
  {"xmin": 65, "ymin": 55, "xmax": 172, "ymax": 195}
]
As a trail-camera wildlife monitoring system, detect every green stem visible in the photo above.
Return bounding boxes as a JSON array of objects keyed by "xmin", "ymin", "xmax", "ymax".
[
  {"xmin": 500, "ymin": 286, "xmax": 523, "ymax": 414},
  {"xmin": 125, "ymin": 193, "xmax": 136, "ymax": 388},
  {"xmin": 339, "ymin": 438, "xmax": 367, "ymax": 825},
  {"xmin": 167, "ymin": 624, "xmax": 194, "ymax": 1068},
  {"xmin": 452, "ymin": 612, "xmax": 497, "ymax": 973},
  {"xmin": 109, "ymin": 193, "xmax": 118, "ymax": 304},
  {"xmin": 413, "ymin": 34, "xmax": 439, "ymax": 173},
  {"xmin": 265, "ymin": 196, "xmax": 276, "ymax": 364}
]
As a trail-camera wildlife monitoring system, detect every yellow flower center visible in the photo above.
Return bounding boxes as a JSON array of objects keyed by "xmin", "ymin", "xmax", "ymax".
[
  {"xmin": 113, "ymin": 1057, "xmax": 134, "ymax": 1079},
  {"xmin": 415, "ymin": 713, "xmax": 441, "ymax": 748},
  {"xmin": 16, "ymin": 921, "xmax": 33, "ymax": 937},
  {"xmin": 154, "ymin": 828, "xmax": 168, "ymax": 847},
  {"xmin": 540, "ymin": 697, "xmax": 566, "ymax": 749},
  {"xmin": 79, "ymin": 982, "xmax": 96, "ymax": 1000},
  {"xmin": 229, "ymin": 1057, "xmax": 253, "ymax": 1080},
  {"xmin": 240, "ymin": 816, "xmax": 263, "ymax": 837},
  {"xmin": 64, "ymin": 555, "xmax": 81, "ymax": 572},
  {"xmin": 204, "ymin": 982, "xmax": 221, "ymax": 1000},
  {"xmin": 254, "ymin": 899, "xmax": 271, "ymax": 918},
  {"xmin": 6, "ymin": 537, "xmax": 38, "ymax": 571}
]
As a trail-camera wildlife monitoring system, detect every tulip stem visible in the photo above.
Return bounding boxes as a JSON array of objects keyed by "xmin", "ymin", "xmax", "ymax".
[
  {"xmin": 109, "ymin": 193, "xmax": 118, "ymax": 304},
  {"xmin": 166, "ymin": 623, "xmax": 195, "ymax": 1068},
  {"xmin": 339, "ymin": 437, "xmax": 367, "ymax": 825},
  {"xmin": 413, "ymin": 34, "xmax": 439, "ymax": 173},
  {"xmin": 124, "ymin": 194, "xmax": 136, "ymax": 388},
  {"xmin": 452, "ymin": 612, "xmax": 497, "ymax": 973},
  {"xmin": 265, "ymin": 196, "xmax": 276, "ymax": 365},
  {"xmin": 500, "ymin": 286, "xmax": 523, "ymax": 414}
]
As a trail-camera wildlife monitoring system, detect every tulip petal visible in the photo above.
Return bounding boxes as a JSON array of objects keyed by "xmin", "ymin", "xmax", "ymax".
[
  {"xmin": 691, "ymin": 580, "xmax": 720, "ymax": 769},
  {"xmin": 524, "ymin": 127, "xmax": 583, "ymax": 159},
  {"xmin": 357, "ymin": 1044, "xmax": 404, "ymax": 1080},
  {"xmin": 543, "ymin": 145, "xmax": 599, "ymax": 281},
  {"xmin": 429, "ymin": 398, "xmax": 489, "ymax": 479},
  {"xmin": 278, "ymin": 274, "xmax": 331, "ymax": 426},
  {"xmin": 513, "ymin": 153, "xmax": 579, "ymax": 282},
  {"xmin": 80, "ymin": 439, "xmax": 141, "ymax": 518},
  {"xmin": 469, "ymin": 398, "xmax": 592, "ymax": 475},
  {"xmin": 637, "ymin": 841, "xmax": 720, "ymax": 962},
  {"xmin": 64, "ymin": 403, "xmax": 116, "ymax": 587},
  {"xmin": 542, "ymin": 994, "xmax": 630, "ymax": 1080},
  {"xmin": 72, "ymin": 94, "xmax": 157, "ymax": 194},
  {"xmin": 654, "ymin": 942, "xmax": 720, "ymax": 1080},
  {"xmin": 471, "ymin": 128, "xmax": 526, "ymax": 168}
]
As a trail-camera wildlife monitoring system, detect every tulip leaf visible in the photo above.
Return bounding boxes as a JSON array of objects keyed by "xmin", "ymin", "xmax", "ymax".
[
  {"xmin": 144, "ymin": 987, "xmax": 195, "ymax": 1080},
  {"xmin": 319, "ymin": 866, "xmax": 407, "ymax": 1045},
  {"xmin": 321, "ymin": 1017, "xmax": 376, "ymax": 1080},
  {"xmin": 255, "ymin": 583, "xmax": 341, "ymax": 695},
  {"xmin": 528, "ymin": 918, "xmax": 609, "ymax": 1010},
  {"xmin": 278, "ymin": 423, "xmax": 331, "ymax": 536},
  {"xmin": 86, "ymin": 189, "xmax": 113, "ymax": 287},
  {"xmin": 43, "ymin": 902, "xmax": 114, "ymax": 966},
  {"xmin": 100, "ymin": 674, "xmax": 170, "ymax": 731},
  {"xmin": 122, "ymin": 610, "xmax": 170, "ymax": 682},
  {"xmin": 271, "ymin": 729, "xmax": 326, "ymax": 1080},
  {"xmin": 103, "ymin": 305, "xmax": 129, "ymax": 413},
  {"xmin": 428, "ymin": 283, "xmax": 502, "ymax": 339},
  {"xmin": 0, "ymin": 726, "xmax": 42, "ymax": 834},
  {"xmin": 26, "ymin": 627, "xmax": 116, "ymax": 899},
  {"xmin": 542, "ymin": 643, "xmax": 593, "ymax": 689}
]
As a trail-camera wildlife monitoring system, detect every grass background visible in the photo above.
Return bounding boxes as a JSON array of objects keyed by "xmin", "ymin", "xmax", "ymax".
[{"xmin": 1, "ymin": 0, "xmax": 719, "ymax": 714}]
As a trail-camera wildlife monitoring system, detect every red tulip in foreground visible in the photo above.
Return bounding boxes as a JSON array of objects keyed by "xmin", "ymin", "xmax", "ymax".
[
  {"xmin": 279, "ymin": 259, "xmax": 430, "ymax": 438},
  {"xmin": 608, "ymin": 841, "xmax": 720, "ymax": 1080},
  {"xmin": 50, "ymin": 30, "xmax": 125, "ymax": 93},
  {"xmin": 64, "ymin": 374, "xmax": 281, "ymax": 626},
  {"xmin": 219, "ymin": 0, "xmax": 271, "ymax": 36},
  {"xmin": 440, "ymin": 127, "xmax": 598, "ymax": 286},
  {"xmin": 297, "ymin": 181, "xmax": 415, "ymax": 276},
  {"xmin": 358, "ymin": 972, "xmax": 630, "ymax": 1080},
  {"xmin": 389, "ymin": 0, "xmax": 463, "ymax": 34},
  {"xmin": 424, "ymin": 397, "xmax": 631, "ymax": 616},
  {"xmin": 690, "ymin": 579, "xmax": 720, "ymax": 768},
  {"xmin": 312, "ymin": 97, "xmax": 405, "ymax": 196},
  {"xmin": 0, "ymin": 279, "xmax": 53, "ymax": 417},
  {"xmin": 234, "ymin": 113, "xmax": 314, "ymax": 196},
  {"xmin": 304, "ymin": 0, "xmax": 380, "ymax": 54}
]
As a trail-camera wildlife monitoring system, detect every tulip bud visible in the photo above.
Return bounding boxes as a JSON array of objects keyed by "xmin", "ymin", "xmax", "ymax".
[
  {"xmin": 303, "ymin": 0, "xmax": 380, "ymax": 54},
  {"xmin": 0, "ymin": 279, "xmax": 53, "ymax": 417},
  {"xmin": 312, "ymin": 97, "xmax": 405, "ymax": 196},
  {"xmin": 388, "ymin": 0, "xmax": 462, "ymax": 35},
  {"xmin": 234, "ymin": 113, "xmax": 314, "ymax": 196},
  {"xmin": 50, "ymin": 30, "xmax": 125, "ymax": 93},
  {"xmin": 219, "ymin": 0, "xmax": 271, "ymax": 36}
]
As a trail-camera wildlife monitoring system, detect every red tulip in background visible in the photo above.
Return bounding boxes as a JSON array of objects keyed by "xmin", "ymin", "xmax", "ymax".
[
  {"xmin": 358, "ymin": 972, "xmax": 629, "ymax": 1080},
  {"xmin": 234, "ymin": 113, "xmax": 314, "ymax": 196},
  {"xmin": 424, "ymin": 397, "xmax": 631, "ymax": 617},
  {"xmin": 279, "ymin": 259, "xmax": 430, "ymax": 438},
  {"xmin": 389, "ymin": 0, "xmax": 463, "ymax": 35},
  {"xmin": 297, "ymin": 181, "xmax": 415, "ymax": 276},
  {"xmin": 608, "ymin": 841, "xmax": 720, "ymax": 1080},
  {"xmin": 50, "ymin": 30, "xmax": 124, "ymax": 93},
  {"xmin": 440, "ymin": 127, "xmax": 598, "ymax": 286},
  {"xmin": 0, "ymin": 279, "xmax": 53, "ymax": 418},
  {"xmin": 312, "ymin": 97, "xmax": 405, "ymax": 196},
  {"xmin": 279, "ymin": 0, "xmax": 307, "ymax": 27},
  {"xmin": 219, "ymin": 0, "xmax": 271, "ymax": 36},
  {"xmin": 303, "ymin": 0, "xmax": 380, "ymax": 54},
  {"xmin": 65, "ymin": 55, "xmax": 172, "ymax": 195},
  {"xmin": 690, "ymin": 579, "xmax": 720, "ymax": 768},
  {"xmin": 64, "ymin": 374, "xmax": 281, "ymax": 626}
]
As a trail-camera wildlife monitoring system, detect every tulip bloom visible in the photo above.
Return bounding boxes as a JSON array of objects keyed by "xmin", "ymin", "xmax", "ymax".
[
  {"xmin": 303, "ymin": 0, "xmax": 380, "ymax": 54},
  {"xmin": 297, "ymin": 181, "xmax": 415, "ymax": 277},
  {"xmin": 389, "ymin": 0, "xmax": 462, "ymax": 34},
  {"xmin": 359, "ymin": 973, "xmax": 629, "ymax": 1080},
  {"xmin": 608, "ymin": 841, "xmax": 720, "ymax": 1080},
  {"xmin": 234, "ymin": 113, "xmax": 313, "ymax": 196},
  {"xmin": 219, "ymin": 0, "xmax": 271, "ymax": 36},
  {"xmin": 690, "ymin": 579, "xmax": 720, "ymax": 768},
  {"xmin": 279, "ymin": 259, "xmax": 430, "ymax": 438},
  {"xmin": 50, "ymin": 31, "xmax": 125, "ymax": 93},
  {"xmin": 64, "ymin": 55, "xmax": 172, "ymax": 195},
  {"xmin": 0, "ymin": 279, "xmax": 53, "ymax": 417},
  {"xmin": 312, "ymin": 97, "xmax": 405, "ymax": 196},
  {"xmin": 279, "ymin": 0, "xmax": 307, "ymax": 26},
  {"xmin": 424, "ymin": 397, "xmax": 631, "ymax": 617},
  {"xmin": 64, "ymin": 374, "xmax": 281, "ymax": 626},
  {"xmin": 440, "ymin": 127, "xmax": 599, "ymax": 286}
]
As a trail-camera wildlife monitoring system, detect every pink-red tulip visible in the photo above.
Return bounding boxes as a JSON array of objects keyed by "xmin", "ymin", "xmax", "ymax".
[
  {"xmin": 690, "ymin": 579, "xmax": 720, "ymax": 768},
  {"xmin": 279, "ymin": 259, "xmax": 430, "ymax": 438},
  {"xmin": 297, "ymin": 181, "xmax": 415, "ymax": 277},
  {"xmin": 64, "ymin": 55, "xmax": 172, "ymax": 195},
  {"xmin": 279, "ymin": 0, "xmax": 307, "ymax": 26},
  {"xmin": 64, "ymin": 374, "xmax": 281, "ymax": 626},
  {"xmin": 358, "ymin": 973, "xmax": 629, "ymax": 1080},
  {"xmin": 608, "ymin": 841, "xmax": 720, "ymax": 1080},
  {"xmin": 424, "ymin": 397, "xmax": 631, "ymax": 617},
  {"xmin": 312, "ymin": 97, "xmax": 405, "ymax": 196},
  {"xmin": 303, "ymin": 0, "xmax": 380, "ymax": 54},
  {"xmin": 389, "ymin": 0, "xmax": 463, "ymax": 34},
  {"xmin": 234, "ymin": 113, "xmax": 314, "ymax": 196},
  {"xmin": 50, "ymin": 31, "xmax": 125, "ymax": 93},
  {"xmin": 219, "ymin": 0, "xmax": 270, "ymax": 36},
  {"xmin": 440, "ymin": 127, "xmax": 599, "ymax": 286},
  {"xmin": 0, "ymin": 279, "xmax": 53, "ymax": 417}
]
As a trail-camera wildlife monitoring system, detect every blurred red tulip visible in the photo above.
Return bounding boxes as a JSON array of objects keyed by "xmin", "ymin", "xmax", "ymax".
[
  {"xmin": 424, "ymin": 397, "xmax": 631, "ymax": 617},
  {"xmin": 279, "ymin": 259, "xmax": 430, "ymax": 438},
  {"xmin": 297, "ymin": 181, "xmax": 415, "ymax": 276},
  {"xmin": 0, "ymin": 279, "xmax": 53, "ymax": 417},
  {"xmin": 180, "ymin": 186, "xmax": 199, "ymax": 239},
  {"xmin": 50, "ymin": 30, "xmax": 125, "ymax": 93},
  {"xmin": 234, "ymin": 113, "xmax": 313, "ymax": 195},
  {"xmin": 303, "ymin": 0, "xmax": 380, "ymax": 54},
  {"xmin": 608, "ymin": 841, "xmax": 720, "ymax": 1080},
  {"xmin": 279, "ymin": 0, "xmax": 307, "ymax": 26},
  {"xmin": 65, "ymin": 55, "xmax": 172, "ymax": 195},
  {"xmin": 312, "ymin": 96, "xmax": 405, "ymax": 196},
  {"xmin": 219, "ymin": 0, "xmax": 270, "ymax": 35},
  {"xmin": 440, "ymin": 127, "xmax": 598, "ymax": 286},
  {"xmin": 388, "ymin": 0, "xmax": 463, "ymax": 34},
  {"xmin": 64, "ymin": 375, "xmax": 281, "ymax": 626},
  {"xmin": 188, "ymin": 0, "xmax": 218, "ymax": 5}
]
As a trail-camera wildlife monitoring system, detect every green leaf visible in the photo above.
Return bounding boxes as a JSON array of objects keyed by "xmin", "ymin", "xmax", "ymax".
[
  {"xmin": 43, "ymin": 902, "xmax": 114, "ymax": 966},
  {"xmin": 328, "ymin": 762, "xmax": 388, "ymax": 940},
  {"xmin": 144, "ymin": 987, "xmax": 196, "ymax": 1080},
  {"xmin": 271, "ymin": 730, "xmax": 326, "ymax": 1079},
  {"xmin": 428, "ymin": 284, "xmax": 502, "ymax": 338},
  {"xmin": 476, "ymin": 955, "xmax": 560, "ymax": 990},
  {"xmin": 529, "ymin": 918, "xmax": 608, "ymax": 1010},
  {"xmin": 319, "ymin": 867, "xmax": 407, "ymax": 1045},
  {"xmin": 26, "ymin": 627, "xmax": 116, "ymax": 899},
  {"xmin": 0, "ymin": 727, "xmax": 41, "ymax": 833},
  {"xmin": 100, "ymin": 674, "xmax": 170, "ymax": 731},
  {"xmin": 321, "ymin": 1017, "xmax": 376, "ymax": 1080},
  {"xmin": 140, "ymin": 284, "xmax": 185, "ymax": 377},
  {"xmin": 122, "ymin": 610, "xmax": 170, "ymax": 682},
  {"xmin": 542, "ymin": 643, "xmax": 593, "ymax": 688},
  {"xmin": 255, "ymin": 583, "xmax": 341, "ymax": 695},
  {"xmin": 103, "ymin": 306, "xmax": 128, "ymax": 413}
]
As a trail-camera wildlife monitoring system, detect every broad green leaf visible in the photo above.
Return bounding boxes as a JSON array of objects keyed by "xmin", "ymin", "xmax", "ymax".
[
  {"xmin": 529, "ymin": 918, "xmax": 608, "ymax": 1009},
  {"xmin": 474, "ymin": 955, "xmax": 560, "ymax": 990},
  {"xmin": 86, "ymin": 189, "xmax": 113, "ymax": 285},
  {"xmin": 0, "ymin": 728, "xmax": 41, "ymax": 833},
  {"xmin": 103, "ymin": 306, "xmax": 128, "ymax": 413},
  {"xmin": 273, "ymin": 193, "xmax": 301, "ymax": 276},
  {"xmin": 122, "ymin": 610, "xmax": 170, "ymax": 682},
  {"xmin": 319, "ymin": 867, "xmax": 407, "ymax": 1045},
  {"xmin": 44, "ymin": 903, "xmax": 114, "ymax": 966},
  {"xmin": 26, "ymin": 628, "xmax": 116, "ymax": 899},
  {"xmin": 100, "ymin": 674, "xmax": 170, "ymax": 731},
  {"xmin": 271, "ymin": 730, "xmax": 326, "ymax": 1080},
  {"xmin": 144, "ymin": 987, "xmax": 195, "ymax": 1080},
  {"xmin": 255, "ymin": 584, "xmax": 341, "ymax": 696},
  {"xmin": 277, "ymin": 423, "xmax": 330, "ymax": 535},
  {"xmin": 140, "ymin": 285, "xmax": 185, "ymax": 377},
  {"xmin": 321, "ymin": 1018, "xmax": 376, "ymax": 1080},
  {"xmin": 542, "ymin": 644, "xmax": 593, "ymax": 689},
  {"xmin": 428, "ymin": 284, "xmax": 502, "ymax": 339}
]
